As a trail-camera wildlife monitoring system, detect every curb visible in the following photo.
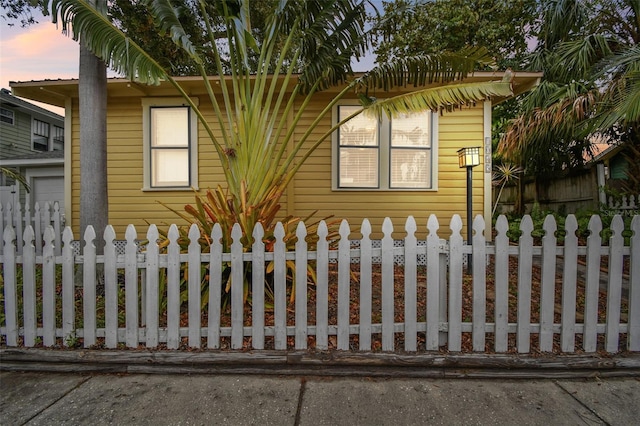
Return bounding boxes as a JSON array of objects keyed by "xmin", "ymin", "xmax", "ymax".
[{"xmin": 2, "ymin": 349, "xmax": 639, "ymax": 378}]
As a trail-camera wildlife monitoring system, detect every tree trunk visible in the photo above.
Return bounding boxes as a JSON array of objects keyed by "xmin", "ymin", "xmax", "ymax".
[{"xmin": 78, "ymin": 41, "xmax": 108, "ymax": 252}]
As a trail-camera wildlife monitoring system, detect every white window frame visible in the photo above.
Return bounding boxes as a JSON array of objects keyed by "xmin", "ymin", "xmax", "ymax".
[
  {"xmin": 331, "ymin": 102, "xmax": 438, "ymax": 191},
  {"xmin": 52, "ymin": 125, "xmax": 64, "ymax": 151},
  {"xmin": 32, "ymin": 118, "xmax": 51, "ymax": 152},
  {"xmin": 1, "ymin": 107, "xmax": 14, "ymax": 125},
  {"xmin": 142, "ymin": 97, "xmax": 199, "ymax": 191}
]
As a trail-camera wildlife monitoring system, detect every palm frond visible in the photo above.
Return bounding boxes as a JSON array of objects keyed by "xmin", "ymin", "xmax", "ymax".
[
  {"xmin": 555, "ymin": 34, "xmax": 613, "ymax": 81},
  {"xmin": 0, "ymin": 167, "xmax": 30, "ymax": 193},
  {"xmin": 357, "ymin": 47, "xmax": 497, "ymax": 92},
  {"xmin": 51, "ymin": 0, "xmax": 169, "ymax": 84},
  {"xmin": 498, "ymin": 89, "xmax": 599, "ymax": 171},
  {"xmin": 145, "ymin": 0, "xmax": 202, "ymax": 63},
  {"xmin": 291, "ymin": 0, "xmax": 370, "ymax": 91},
  {"xmin": 363, "ymin": 80, "xmax": 513, "ymax": 119}
]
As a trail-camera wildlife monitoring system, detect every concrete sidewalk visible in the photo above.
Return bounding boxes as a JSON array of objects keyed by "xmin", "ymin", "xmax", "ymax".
[{"xmin": 1, "ymin": 371, "xmax": 638, "ymax": 425}]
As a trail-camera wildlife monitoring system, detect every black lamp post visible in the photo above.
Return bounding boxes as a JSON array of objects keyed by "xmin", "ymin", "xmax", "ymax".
[{"xmin": 457, "ymin": 147, "xmax": 481, "ymax": 274}]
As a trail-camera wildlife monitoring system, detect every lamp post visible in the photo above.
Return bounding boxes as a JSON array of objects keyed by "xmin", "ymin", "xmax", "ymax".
[{"xmin": 457, "ymin": 147, "xmax": 481, "ymax": 274}]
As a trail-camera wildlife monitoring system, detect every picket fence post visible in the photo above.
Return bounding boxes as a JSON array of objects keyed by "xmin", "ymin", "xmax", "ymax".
[
  {"xmin": 605, "ymin": 216, "xmax": 624, "ymax": 352},
  {"xmin": 358, "ymin": 219, "xmax": 372, "ymax": 351},
  {"xmin": 295, "ymin": 221, "xmax": 308, "ymax": 350},
  {"xmin": 61, "ymin": 227, "xmax": 75, "ymax": 347},
  {"xmin": 540, "ymin": 215, "xmax": 557, "ymax": 352},
  {"xmin": 494, "ymin": 215, "xmax": 509, "ymax": 352},
  {"xmin": 583, "ymin": 215, "xmax": 602, "ymax": 352},
  {"xmin": 252, "ymin": 223, "xmax": 266, "ymax": 350},
  {"xmin": 188, "ymin": 224, "xmax": 201, "ymax": 348},
  {"xmin": 42, "ymin": 226, "xmax": 56, "ymax": 346},
  {"xmin": 23, "ymin": 226, "xmax": 36, "ymax": 347},
  {"xmin": 2, "ymin": 225, "xmax": 18, "ymax": 346},
  {"xmin": 230, "ymin": 223, "xmax": 244, "ymax": 349},
  {"xmin": 167, "ymin": 224, "xmax": 181, "ymax": 349},
  {"xmin": 338, "ymin": 220, "xmax": 351, "ymax": 350},
  {"xmin": 425, "ymin": 214, "xmax": 441, "ymax": 351},
  {"xmin": 124, "ymin": 224, "xmax": 139, "ymax": 348},
  {"xmin": 316, "ymin": 221, "xmax": 330, "ymax": 351},
  {"xmin": 404, "ymin": 216, "xmax": 418, "ymax": 352},
  {"xmin": 83, "ymin": 226, "xmax": 97, "ymax": 348},
  {"xmin": 472, "ymin": 215, "xmax": 486, "ymax": 352},
  {"xmin": 561, "ymin": 215, "xmax": 578, "ymax": 352},
  {"xmin": 104, "ymin": 226, "xmax": 118, "ymax": 349},
  {"xmin": 448, "ymin": 215, "xmax": 463, "ymax": 352},
  {"xmin": 208, "ymin": 224, "xmax": 223, "ymax": 349},
  {"xmin": 381, "ymin": 218, "xmax": 394, "ymax": 351},
  {"xmin": 517, "ymin": 215, "xmax": 533, "ymax": 353},
  {"xmin": 273, "ymin": 223, "xmax": 287, "ymax": 350}
]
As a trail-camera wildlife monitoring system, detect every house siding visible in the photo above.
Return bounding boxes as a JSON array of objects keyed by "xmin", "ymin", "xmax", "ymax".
[
  {"xmin": 67, "ymin": 92, "xmax": 486, "ymax": 238},
  {"xmin": 1, "ymin": 109, "xmax": 33, "ymax": 158},
  {"xmin": 291, "ymin": 97, "xmax": 485, "ymax": 238}
]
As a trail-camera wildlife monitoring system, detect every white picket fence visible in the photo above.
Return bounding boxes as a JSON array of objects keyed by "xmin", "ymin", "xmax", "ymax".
[
  {"xmin": 0, "ymin": 202, "xmax": 64, "ymax": 256},
  {"xmin": 607, "ymin": 194, "xmax": 639, "ymax": 214},
  {"xmin": 1, "ymin": 214, "xmax": 639, "ymax": 354}
]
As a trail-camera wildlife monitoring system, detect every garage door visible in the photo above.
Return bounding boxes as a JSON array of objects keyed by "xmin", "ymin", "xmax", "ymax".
[{"xmin": 32, "ymin": 176, "xmax": 64, "ymax": 214}]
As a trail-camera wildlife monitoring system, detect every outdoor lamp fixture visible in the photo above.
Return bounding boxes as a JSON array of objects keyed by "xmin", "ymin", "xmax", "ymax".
[{"xmin": 457, "ymin": 147, "xmax": 481, "ymax": 274}]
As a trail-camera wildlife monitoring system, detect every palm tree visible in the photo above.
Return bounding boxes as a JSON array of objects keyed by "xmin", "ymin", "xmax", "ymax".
[
  {"xmin": 50, "ymin": 0, "xmax": 512, "ymax": 244},
  {"xmin": 498, "ymin": 0, "xmax": 640, "ymax": 211},
  {"xmin": 78, "ymin": 0, "xmax": 108, "ymax": 253}
]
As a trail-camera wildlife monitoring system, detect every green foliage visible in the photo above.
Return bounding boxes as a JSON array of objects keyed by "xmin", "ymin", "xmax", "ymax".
[
  {"xmin": 498, "ymin": 203, "xmax": 637, "ymax": 244},
  {"xmin": 492, "ymin": 163, "xmax": 522, "ymax": 216},
  {"xmin": 499, "ymin": 0, "xmax": 640, "ymax": 187},
  {"xmin": 373, "ymin": 0, "xmax": 538, "ymax": 69},
  {"xmin": 49, "ymin": 0, "xmax": 513, "ymax": 308},
  {"xmin": 156, "ymin": 186, "xmax": 340, "ymax": 310},
  {"xmin": 0, "ymin": 0, "xmax": 48, "ymax": 27}
]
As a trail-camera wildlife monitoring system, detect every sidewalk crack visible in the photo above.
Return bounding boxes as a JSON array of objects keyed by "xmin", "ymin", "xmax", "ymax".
[
  {"xmin": 554, "ymin": 380, "xmax": 611, "ymax": 426},
  {"xmin": 293, "ymin": 377, "xmax": 307, "ymax": 426},
  {"xmin": 19, "ymin": 375, "xmax": 93, "ymax": 426}
]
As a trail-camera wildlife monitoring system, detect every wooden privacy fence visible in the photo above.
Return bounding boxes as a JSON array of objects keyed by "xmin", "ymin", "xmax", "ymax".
[{"xmin": 1, "ymin": 214, "xmax": 639, "ymax": 354}]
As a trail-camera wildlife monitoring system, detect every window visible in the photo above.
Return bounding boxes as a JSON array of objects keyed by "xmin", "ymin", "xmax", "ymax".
[
  {"xmin": 53, "ymin": 126, "xmax": 64, "ymax": 151},
  {"xmin": 33, "ymin": 119, "xmax": 50, "ymax": 151},
  {"xmin": 1, "ymin": 108, "xmax": 14, "ymax": 125},
  {"xmin": 142, "ymin": 98, "xmax": 199, "ymax": 190},
  {"xmin": 335, "ymin": 105, "xmax": 435, "ymax": 190}
]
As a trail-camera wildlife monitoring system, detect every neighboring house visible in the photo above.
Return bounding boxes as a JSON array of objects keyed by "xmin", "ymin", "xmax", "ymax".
[
  {"xmin": 494, "ymin": 136, "xmax": 639, "ymax": 215},
  {"xmin": 0, "ymin": 88, "xmax": 66, "ymax": 216},
  {"xmin": 10, "ymin": 73, "xmax": 541, "ymax": 237},
  {"xmin": 592, "ymin": 142, "xmax": 631, "ymax": 200}
]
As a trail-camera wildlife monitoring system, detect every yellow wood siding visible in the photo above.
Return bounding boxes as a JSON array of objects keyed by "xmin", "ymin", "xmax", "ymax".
[
  {"xmin": 290, "ymin": 98, "xmax": 486, "ymax": 237},
  {"xmin": 68, "ymin": 91, "xmax": 487, "ymax": 238}
]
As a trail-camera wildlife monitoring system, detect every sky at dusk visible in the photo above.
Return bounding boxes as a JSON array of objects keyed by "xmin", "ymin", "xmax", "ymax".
[
  {"xmin": 1, "ymin": 12, "xmax": 80, "ymax": 115},
  {"xmin": 1, "ymin": 8, "xmax": 376, "ymax": 116}
]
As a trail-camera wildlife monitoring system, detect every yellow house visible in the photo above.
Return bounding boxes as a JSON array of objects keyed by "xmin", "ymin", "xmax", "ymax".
[{"xmin": 11, "ymin": 72, "xmax": 540, "ymax": 238}]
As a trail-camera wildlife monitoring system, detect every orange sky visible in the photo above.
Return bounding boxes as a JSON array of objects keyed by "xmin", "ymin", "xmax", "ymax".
[
  {"xmin": 1, "ymin": 18, "xmax": 79, "ymax": 115},
  {"xmin": 1, "ymin": 19, "xmax": 80, "ymax": 85},
  {"xmin": 0, "ymin": 11, "xmax": 375, "ymax": 117}
]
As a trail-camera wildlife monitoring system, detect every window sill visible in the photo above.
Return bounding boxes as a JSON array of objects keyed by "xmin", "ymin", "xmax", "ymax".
[{"xmin": 142, "ymin": 186, "xmax": 199, "ymax": 192}]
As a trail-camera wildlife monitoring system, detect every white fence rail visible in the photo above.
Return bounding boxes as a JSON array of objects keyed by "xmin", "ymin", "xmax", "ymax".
[
  {"xmin": 1, "ymin": 214, "xmax": 638, "ymax": 354},
  {"xmin": 606, "ymin": 194, "xmax": 639, "ymax": 213},
  {"xmin": 0, "ymin": 202, "xmax": 64, "ymax": 256}
]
